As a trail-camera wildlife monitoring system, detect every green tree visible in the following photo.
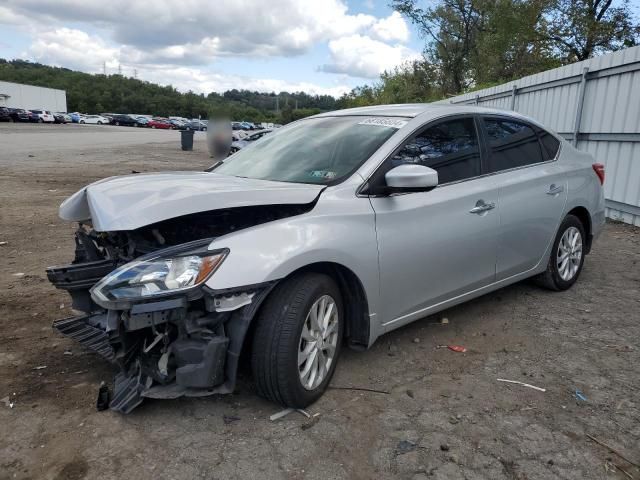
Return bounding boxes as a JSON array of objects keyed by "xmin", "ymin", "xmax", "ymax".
[{"xmin": 542, "ymin": 0, "xmax": 640, "ymax": 61}]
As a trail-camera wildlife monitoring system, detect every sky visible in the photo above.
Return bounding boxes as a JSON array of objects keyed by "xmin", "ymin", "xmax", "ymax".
[{"xmin": 0, "ymin": 0, "xmax": 424, "ymax": 97}]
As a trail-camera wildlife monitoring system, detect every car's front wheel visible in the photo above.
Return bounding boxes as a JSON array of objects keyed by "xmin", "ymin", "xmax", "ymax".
[
  {"xmin": 535, "ymin": 214, "xmax": 586, "ymax": 291},
  {"xmin": 252, "ymin": 272, "xmax": 343, "ymax": 408}
]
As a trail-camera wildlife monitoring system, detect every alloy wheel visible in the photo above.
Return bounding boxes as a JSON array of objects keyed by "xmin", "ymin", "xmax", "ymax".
[
  {"xmin": 298, "ymin": 295, "xmax": 339, "ymax": 390},
  {"xmin": 557, "ymin": 226, "xmax": 582, "ymax": 281}
]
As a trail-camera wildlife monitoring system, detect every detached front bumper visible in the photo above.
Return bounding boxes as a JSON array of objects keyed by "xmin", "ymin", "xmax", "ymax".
[{"xmin": 48, "ymin": 259, "xmax": 273, "ymax": 414}]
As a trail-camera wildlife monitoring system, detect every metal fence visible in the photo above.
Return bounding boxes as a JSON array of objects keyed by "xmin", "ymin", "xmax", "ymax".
[{"xmin": 436, "ymin": 46, "xmax": 640, "ymax": 226}]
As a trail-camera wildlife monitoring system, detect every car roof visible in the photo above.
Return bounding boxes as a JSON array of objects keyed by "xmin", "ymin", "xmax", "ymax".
[{"xmin": 314, "ymin": 103, "xmax": 527, "ymax": 119}]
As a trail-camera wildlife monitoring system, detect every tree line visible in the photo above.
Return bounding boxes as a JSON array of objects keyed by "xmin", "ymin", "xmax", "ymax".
[
  {"xmin": 0, "ymin": 59, "xmax": 338, "ymax": 123},
  {"xmin": 338, "ymin": 0, "xmax": 639, "ymax": 107}
]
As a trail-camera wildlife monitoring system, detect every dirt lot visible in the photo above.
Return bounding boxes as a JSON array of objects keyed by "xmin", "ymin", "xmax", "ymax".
[{"xmin": 1, "ymin": 123, "xmax": 639, "ymax": 480}]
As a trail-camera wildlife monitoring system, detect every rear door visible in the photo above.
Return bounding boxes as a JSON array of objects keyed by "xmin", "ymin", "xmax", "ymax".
[
  {"xmin": 369, "ymin": 116, "xmax": 500, "ymax": 328},
  {"xmin": 479, "ymin": 116, "xmax": 567, "ymax": 280}
]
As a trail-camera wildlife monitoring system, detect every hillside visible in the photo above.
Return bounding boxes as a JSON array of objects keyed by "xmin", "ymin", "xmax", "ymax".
[{"xmin": 0, "ymin": 59, "xmax": 338, "ymax": 122}]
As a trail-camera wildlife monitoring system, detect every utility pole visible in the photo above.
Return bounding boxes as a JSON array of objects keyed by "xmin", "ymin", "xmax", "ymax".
[
  {"xmin": 118, "ymin": 64, "xmax": 122, "ymax": 76},
  {"xmin": 134, "ymin": 69, "xmax": 138, "ymax": 79},
  {"xmin": 103, "ymin": 62, "xmax": 106, "ymax": 76}
]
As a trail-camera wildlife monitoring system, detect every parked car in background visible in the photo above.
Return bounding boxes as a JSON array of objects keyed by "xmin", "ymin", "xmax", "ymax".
[
  {"xmin": 29, "ymin": 110, "xmax": 55, "ymax": 123},
  {"xmin": 110, "ymin": 114, "xmax": 138, "ymax": 127},
  {"xmin": 148, "ymin": 118, "xmax": 173, "ymax": 129},
  {"xmin": 135, "ymin": 116, "xmax": 150, "ymax": 127},
  {"xmin": 0, "ymin": 107, "xmax": 11, "ymax": 122},
  {"xmin": 229, "ymin": 128, "xmax": 272, "ymax": 154},
  {"xmin": 231, "ymin": 121, "xmax": 243, "ymax": 130},
  {"xmin": 187, "ymin": 119, "xmax": 207, "ymax": 131},
  {"xmin": 7, "ymin": 108, "xmax": 30, "ymax": 122},
  {"xmin": 169, "ymin": 118, "xmax": 188, "ymax": 130},
  {"xmin": 231, "ymin": 130, "xmax": 248, "ymax": 141},
  {"xmin": 46, "ymin": 104, "xmax": 605, "ymax": 414},
  {"xmin": 69, "ymin": 113, "xmax": 83, "ymax": 123},
  {"xmin": 53, "ymin": 113, "xmax": 71, "ymax": 124},
  {"xmin": 80, "ymin": 115, "xmax": 109, "ymax": 125}
]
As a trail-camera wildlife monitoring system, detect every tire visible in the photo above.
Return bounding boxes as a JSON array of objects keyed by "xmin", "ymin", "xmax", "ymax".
[
  {"xmin": 252, "ymin": 272, "xmax": 344, "ymax": 408},
  {"xmin": 535, "ymin": 214, "xmax": 586, "ymax": 291},
  {"xmin": 38, "ymin": 118, "xmax": 43, "ymax": 123},
  {"xmin": 97, "ymin": 121, "xmax": 102, "ymax": 125},
  {"xmin": 151, "ymin": 125, "xmax": 156, "ymax": 129},
  {"xmin": 203, "ymin": 127, "xmax": 207, "ymax": 131},
  {"xmin": 115, "ymin": 121, "xmax": 120, "ymax": 126},
  {"xmin": 80, "ymin": 120, "xmax": 85, "ymax": 124}
]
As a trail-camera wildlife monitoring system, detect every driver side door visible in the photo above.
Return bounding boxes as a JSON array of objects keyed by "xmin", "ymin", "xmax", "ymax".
[{"xmin": 368, "ymin": 116, "xmax": 501, "ymax": 330}]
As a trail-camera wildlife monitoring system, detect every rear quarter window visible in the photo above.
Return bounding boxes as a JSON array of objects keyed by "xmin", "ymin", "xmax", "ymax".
[{"xmin": 535, "ymin": 127, "xmax": 561, "ymax": 160}]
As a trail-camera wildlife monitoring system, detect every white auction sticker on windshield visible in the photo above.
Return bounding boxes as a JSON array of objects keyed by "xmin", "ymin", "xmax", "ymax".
[{"xmin": 358, "ymin": 118, "xmax": 408, "ymax": 129}]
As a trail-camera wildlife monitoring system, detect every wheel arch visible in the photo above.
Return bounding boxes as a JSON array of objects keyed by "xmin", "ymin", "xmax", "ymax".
[
  {"xmin": 239, "ymin": 262, "xmax": 371, "ymax": 364},
  {"xmin": 567, "ymin": 206, "xmax": 593, "ymax": 254},
  {"xmin": 284, "ymin": 262, "xmax": 371, "ymax": 350}
]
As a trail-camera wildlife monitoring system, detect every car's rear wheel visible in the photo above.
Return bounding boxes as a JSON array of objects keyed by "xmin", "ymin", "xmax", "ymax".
[
  {"xmin": 535, "ymin": 214, "xmax": 585, "ymax": 291},
  {"xmin": 252, "ymin": 272, "xmax": 343, "ymax": 408},
  {"xmin": 97, "ymin": 121, "xmax": 102, "ymax": 125}
]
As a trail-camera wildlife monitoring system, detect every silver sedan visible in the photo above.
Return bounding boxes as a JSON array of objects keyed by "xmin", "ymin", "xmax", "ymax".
[{"xmin": 48, "ymin": 104, "xmax": 605, "ymax": 413}]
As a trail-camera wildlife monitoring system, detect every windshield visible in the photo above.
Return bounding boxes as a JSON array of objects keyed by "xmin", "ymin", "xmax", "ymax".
[{"xmin": 214, "ymin": 116, "xmax": 403, "ymax": 185}]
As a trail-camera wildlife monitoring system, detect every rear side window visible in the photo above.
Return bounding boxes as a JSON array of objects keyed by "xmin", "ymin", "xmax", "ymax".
[
  {"xmin": 536, "ymin": 127, "xmax": 561, "ymax": 160},
  {"xmin": 483, "ymin": 118, "xmax": 544, "ymax": 172},
  {"xmin": 390, "ymin": 118, "xmax": 481, "ymax": 184}
]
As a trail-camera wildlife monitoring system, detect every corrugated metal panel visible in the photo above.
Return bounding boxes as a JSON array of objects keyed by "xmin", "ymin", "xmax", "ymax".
[{"xmin": 436, "ymin": 45, "xmax": 640, "ymax": 226}]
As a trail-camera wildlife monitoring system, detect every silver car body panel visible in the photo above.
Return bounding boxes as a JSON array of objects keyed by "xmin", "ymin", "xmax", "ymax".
[{"xmin": 57, "ymin": 104, "xmax": 606, "ymax": 348}]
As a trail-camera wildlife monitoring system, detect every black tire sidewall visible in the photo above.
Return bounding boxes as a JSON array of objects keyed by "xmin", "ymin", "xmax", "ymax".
[
  {"xmin": 549, "ymin": 215, "xmax": 586, "ymax": 290},
  {"xmin": 286, "ymin": 276, "xmax": 344, "ymax": 406}
]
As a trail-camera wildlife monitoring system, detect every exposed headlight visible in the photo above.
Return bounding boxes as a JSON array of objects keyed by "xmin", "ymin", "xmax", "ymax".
[{"xmin": 91, "ymin": 240, "xmax": 227, "ymax": 306}]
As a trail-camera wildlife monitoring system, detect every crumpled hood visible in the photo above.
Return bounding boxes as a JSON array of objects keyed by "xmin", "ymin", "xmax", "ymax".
[{"xmin": 59, "ymin": 171, "xmax": 324, "ymax": 231}]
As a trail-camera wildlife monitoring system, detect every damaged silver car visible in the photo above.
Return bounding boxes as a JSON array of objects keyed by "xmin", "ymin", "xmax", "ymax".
[{"xmin": 47, "ymin": 104, "xmax": 605, "ymax": 413}]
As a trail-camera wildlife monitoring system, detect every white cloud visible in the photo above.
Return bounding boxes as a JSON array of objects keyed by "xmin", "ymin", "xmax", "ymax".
[
  {"xmin": 370, "ymin": 12, "xmax": 410, "ymax": 43},
  {"xmin": 145, "ymin": 67, "xmax": 352, "ymax": 97},
  {"xmin": 2, "ymin": 1, "xmax": 416, "ymax": 93},
  {"xmin": 24, "ymin": 27, "xmax": 351, "ymax": 96},
  {"xmin": 28, "ymin": 28, "xmax": 120, "ymax": 71},
  {"xmin": 3, "ymin": 0, "xmax": 381, "ymax": 59},
  {"xmin": 320, "ymin": 34, "xmax": 420, "ymax": 78}
]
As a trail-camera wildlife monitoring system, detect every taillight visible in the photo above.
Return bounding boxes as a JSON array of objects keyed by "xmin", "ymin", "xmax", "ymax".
[{"xmin": 592, "ymin": 163, "xmax": 605, "ymax": 185}]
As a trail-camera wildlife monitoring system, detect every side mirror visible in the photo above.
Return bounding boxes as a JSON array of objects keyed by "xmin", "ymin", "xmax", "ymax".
[{"xmin": 383, "ymin": 164, "xmax": 438, "ymax": 193}]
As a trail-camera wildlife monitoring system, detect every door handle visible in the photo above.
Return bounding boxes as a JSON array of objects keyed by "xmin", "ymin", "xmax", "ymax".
[
  {"xmin": 547, "ymin": 184, "xmax": 564, "ymax": 195},
  {"xmin": 469, "ymin": 201, "xmax": 496, "ymax": 214}
]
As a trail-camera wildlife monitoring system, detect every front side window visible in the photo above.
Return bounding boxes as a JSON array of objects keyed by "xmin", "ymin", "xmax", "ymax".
[
  {"xmin": 484, "ymin": 118, "xmax": 544, "ymax": 172},
  {"xmin": 215, "ymin": 116, "xmax": 401, "ymax": 185},
  {"xmin": 388, "ymin": 117, "xmax": 481, "ymax": 184}
]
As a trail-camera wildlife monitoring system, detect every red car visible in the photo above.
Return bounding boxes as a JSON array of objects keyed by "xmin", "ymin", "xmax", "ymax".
[{"xmin": 148, "ymin": 119, "xmax": 173, "ymax": 129}]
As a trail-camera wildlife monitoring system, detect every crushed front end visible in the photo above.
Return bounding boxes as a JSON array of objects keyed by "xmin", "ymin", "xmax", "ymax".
[{"xmin": 47, "ymin": 224, "xmax": 272, "ymax": 413}]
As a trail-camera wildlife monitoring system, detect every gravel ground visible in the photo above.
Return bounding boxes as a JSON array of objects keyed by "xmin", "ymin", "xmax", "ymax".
[{"xmin": 0, "ymin": 123, "xmax": 638, "ymax": 480}]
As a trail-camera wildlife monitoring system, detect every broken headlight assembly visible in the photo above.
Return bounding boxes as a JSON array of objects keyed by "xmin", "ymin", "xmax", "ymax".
[{"xmin": 91, "ymin": 239, "xmax": 228, "ymax": 308}]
